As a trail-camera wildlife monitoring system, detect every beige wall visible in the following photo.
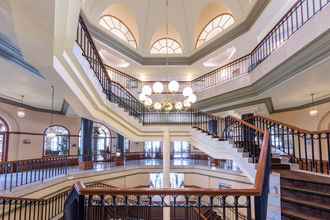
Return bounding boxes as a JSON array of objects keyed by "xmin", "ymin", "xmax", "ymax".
[
  {"xmin": 269, "ymin": 102, "xmax": 330, "ymax": 131},
  {"xmin": 0, "ymin": 102, "xmax": 81, "ymax": 160}
]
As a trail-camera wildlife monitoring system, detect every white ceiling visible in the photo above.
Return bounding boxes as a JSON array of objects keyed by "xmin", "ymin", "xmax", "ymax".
[
  {"xmin": 83, "ymin": 0, "xmax": 257, "ymax": 56},
  {"xmin": 82, "ymin": 0, "xmax": 297, "ymax": 81}
]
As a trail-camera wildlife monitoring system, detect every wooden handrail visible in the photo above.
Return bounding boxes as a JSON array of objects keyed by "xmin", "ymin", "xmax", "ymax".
[
  {"xmin": 73, "ymin": 116, "xmax": 270, "ymax": 197},
  {"xmin": 254, "ymin": 115, "xmax": 330, "ymax": 134}
]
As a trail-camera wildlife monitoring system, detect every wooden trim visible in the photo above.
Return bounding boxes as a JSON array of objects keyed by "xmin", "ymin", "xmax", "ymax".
[
  {"xmin": 254, "ymin": 115, "xmax": 330, "ymax": 134},
  {"xmin": 73, "ymin": 116, "xmax": 270, "ymax": 196}
]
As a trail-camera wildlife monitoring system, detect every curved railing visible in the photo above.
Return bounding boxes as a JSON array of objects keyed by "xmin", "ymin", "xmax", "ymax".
[
  {"xmin": 64, "ymin": 116, "xmax": 271, "ymax": 220},
  {"xmin": 86, "ymin": 0, "xmax": 329, "ymax": 95},
  {"xmin": 246, "ymin": 115, "xmax": 330, "ymax": 174}
]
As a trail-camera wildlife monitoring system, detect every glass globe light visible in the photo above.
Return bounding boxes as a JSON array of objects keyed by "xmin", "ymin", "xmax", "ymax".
[
  {"xmin": 154, "ymin": 102, "xmax": 162, "ymax": 110},
  {"xmin": 183, "ymin": 99, "xmax": 191, "ymax": 108},
  {"xmin": 175, "ymin": 102, "xmax": 183, "ymax": 111},
  {"xmin": 153, "ymin": 82, "xmax": 164, "ymax": 94},
  {"xmin": 188, "ymin": 93, "xmax": 197, "ymax": 103},
  {"xmin": 309, "ymin": 109, "xmax": 318, "ymax": 117},
  {"xmin": 144, "ymin": 97, "xmax": 153, "ymax": 106},
  {"xmin": 142, "ymin": 85, "xmax": 152, "ymax": 96},
  {"xmin": 139, "ymin": 93, "xmax": 146, "ymax": 102},
  {"xmin": 168, "ymin": 80, "xmax": 180, "ymax": 93},
  {"xmin": 164, "ymin": 102, "xmax": 173, "ymax": 111},
  {"xmin": 17, "ymin": 108, "xmax": 26, "ymax": 118},
  {"xmin": 182, "ymin": 87, "xmax": 193, "ymax": 97}
]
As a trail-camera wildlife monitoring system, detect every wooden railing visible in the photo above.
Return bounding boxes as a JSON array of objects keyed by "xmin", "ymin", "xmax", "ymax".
[
  {"xmin": 246, "ymin": 115, "xmax": 330, "ymax": 174},
  {"xmin": 64, "ymin": 116, "xmax": 271, "ymax": 220}
]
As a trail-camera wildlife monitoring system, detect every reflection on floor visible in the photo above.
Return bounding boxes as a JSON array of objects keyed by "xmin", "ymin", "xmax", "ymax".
[{"xmin": 0, "ymin": 159, "xmax": 240, "ymax": 192}]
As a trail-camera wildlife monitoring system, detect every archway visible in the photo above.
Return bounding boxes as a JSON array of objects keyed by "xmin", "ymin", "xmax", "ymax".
[
  {"xmin": 44, "ymin": 125, "xmax": 70, "ymax": 156},
  {"xmin": 0, "ymin": 116, "xmax": 9, "ymax": 161}
]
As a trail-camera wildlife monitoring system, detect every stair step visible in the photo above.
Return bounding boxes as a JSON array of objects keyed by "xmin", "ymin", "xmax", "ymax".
[
  {"xmin": 282, "ymin": 185, "xmax": 330, "ymax": 204},
  {"xmin": 282, "ymin": 196, "xmax": 330, "ymax": 218},
  {"xmin": 282, "ymin": 208, "xmax": 323, "ymax": 220},
  {"xmin": 279, "ymin": 170, "xmax": 330, "ymax": 193},
  {"xmin": 272, "ymin": 163, "xmax": 290, "ymax": 170}
]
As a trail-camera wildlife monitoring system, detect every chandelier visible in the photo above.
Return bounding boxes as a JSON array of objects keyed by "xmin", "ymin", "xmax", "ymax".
[{"xmin": 138, "ymin": 0, "xmax": 197, "ymax": 111}]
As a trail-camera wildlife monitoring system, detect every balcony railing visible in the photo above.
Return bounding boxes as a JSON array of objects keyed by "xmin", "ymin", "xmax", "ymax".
[
  {"xmin": 192, "ymin": 0, "xmax": 329, "ymax": 91},
  {"xmin": 80, "ymin": 0, "xmax": 329, "ymax": 95},
  {"xmin": 246, "ymin": 115, "xmax": 330, "ymax": 174},
  {"xmin": 63, "ymin": 116, "xmax": 271, "ymax": 220}
]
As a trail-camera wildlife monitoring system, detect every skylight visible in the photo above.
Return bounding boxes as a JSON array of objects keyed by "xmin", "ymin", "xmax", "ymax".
[
  {"xmin": 99, "ymin": 15, "xmax": 137, "ymax": 48},
  {"xmin": 196, "ymin": 14, "xmax": 235, "ymax": 48}
]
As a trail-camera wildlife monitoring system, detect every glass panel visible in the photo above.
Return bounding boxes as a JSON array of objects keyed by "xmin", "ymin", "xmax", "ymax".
[
  {"xmin": 150, "ymin": 38, "xmax": 183, "ymax": 54},
  {"xmin": 99, "ymin": 16, "xmax": 137, "ymax": 48},
  {"xmin": 196, "ymin": 14, "xmax": 235, "ymax": 48}
]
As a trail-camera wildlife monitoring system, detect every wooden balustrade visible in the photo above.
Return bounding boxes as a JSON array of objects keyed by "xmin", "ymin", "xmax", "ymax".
[{"xmin": 246, "ymin": 115, "xmax": 330, "ymax": 174}]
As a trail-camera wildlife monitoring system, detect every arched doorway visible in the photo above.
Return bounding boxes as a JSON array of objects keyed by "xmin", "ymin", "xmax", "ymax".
[
  {"xmin": 93, "ymin": 123, "xmax": 112, "ymax": 161},
  {"xmin": 44, "ymin": 125, "xmax": 70, "ymax": 156},
  {"xmin": 0, "ymin": 117, "xmax": 9, "ymax": 161}
]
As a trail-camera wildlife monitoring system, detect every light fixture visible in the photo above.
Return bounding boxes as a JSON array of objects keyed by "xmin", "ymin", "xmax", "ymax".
[
  {"xmin": 168, "ymin": 80, "xmax": 180, "ymax": 93},
  {"xmin": 164, "ymin": 102, "xmax": 173, "ymax": 111},
  {"xmin": 116, "ymin": 152, "xmax": 121, "ymax": 157},
  {"xmin": 139, "ymin": 93, "xmax": 146, "ymax": 102},
  {"xmin": 183, "ymin": 99, "xmax": 191, "ymax": 108},
  {"xmin": 188, "ymin": 93, "xmax": 197, "ymax": 103},
  {"xmin": 142, "ymin": 85, "xmax": 152, "ymax": 96},
  {"xmin": 47, "ymin": 86, "xmax": 57, "ymax": 138},
  {"xmin": 17, "ymin": 95, "xmax": 26, "ymax": 118},
  {"xmin": 144, "ymin": 97, "xmax": 153, "ymax": 106},
  {"xmin": 183, "ymin": 87, "xmax": 193, "ymax": 97},
  {"xmin": 175, "ymin": 102, "xmax": 183, "ymax": 111},
  {"xmin": 309, "ymin": 93, "xmax": 318, "ymax": 117},
  {"xmin": 153, "ymin": 82, "xmax": 164, "ymax": 94},
  {"xmin": 154, "ymin": 102, "xmax": 162, "ymax": 110}
]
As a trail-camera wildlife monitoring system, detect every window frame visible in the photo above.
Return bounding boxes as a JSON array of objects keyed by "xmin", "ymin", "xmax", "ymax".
[
  {"xmin": 196, "ymin": 13, "xmax": 235, "ymax": 48},
  {"xmin": 150, "ymin": 37, "xmax": 183, "ymax": 55}
]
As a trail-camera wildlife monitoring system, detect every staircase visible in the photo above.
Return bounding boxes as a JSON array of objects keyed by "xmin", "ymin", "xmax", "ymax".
[{"xmin": 273, "ymin": 148, "xmax": 330, "ymax": 220}]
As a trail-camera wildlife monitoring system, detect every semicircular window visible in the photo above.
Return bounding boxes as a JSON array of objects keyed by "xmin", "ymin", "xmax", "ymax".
[
  {"xmin": 99, "ymin": 15, "xmax": 137, "ymax": 48},
  {"xmin": 196, "ymin": 14, "xmax": 235, "ymax": 48},
  {"xmin": 150, "ymin": 38, "xmax": 183, "ymax": 54}
]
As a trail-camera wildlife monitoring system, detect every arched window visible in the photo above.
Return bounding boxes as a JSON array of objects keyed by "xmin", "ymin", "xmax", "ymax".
[
  {"xmin": 93, "ymin": 123, "xmax": 112, "ymax": 161},
  {"xmin": 44, "ymin": 126, "xmax": 70, "ymax": 156},
  {"xmin": 99, "ymin": 15, "xmax": 137, "ymax": 48},
  {"xmin": 196, "ymin": 14, "xmax": 235, "ymax": 48},
  {"xmin": 150, "ymin": 38, "xmax": 183, "ymax": 54},
  {"xmin": 0, "ymin": 117, "xmax": 9, "ymax": 161}
]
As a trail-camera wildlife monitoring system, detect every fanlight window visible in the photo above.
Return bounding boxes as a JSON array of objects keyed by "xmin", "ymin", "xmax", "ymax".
[
  {"xmin": 44, "ymin": 126, "xmax": 70, "ymax": 156},
  {"xmin": 196, "ymin": 14, "xmax": 235, "ymax": 48},
  {"xmin": 150, "ymin": 38, "xmax": 183, "ymax": 54},
  {"xmin": 99, "ymin": 15, "xmax": 137, "ymax": 48}
]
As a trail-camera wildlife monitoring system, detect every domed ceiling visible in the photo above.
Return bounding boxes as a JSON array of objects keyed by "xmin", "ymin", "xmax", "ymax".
[{"xmin": 82, "ymin": 0, "xmax": 270, "ymax": 81}]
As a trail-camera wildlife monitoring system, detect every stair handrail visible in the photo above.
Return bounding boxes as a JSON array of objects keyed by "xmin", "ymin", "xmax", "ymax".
[
  {"xmin": 65, "ymin": 116, "xmax": 271, "ymax": 220},
  {"xmin": 79, "ymin": 0, "xmax": 329, "ymax": 93},
  {"xmin": 247, "ymin": 114, "xmax": 330, "ymax": 174}
]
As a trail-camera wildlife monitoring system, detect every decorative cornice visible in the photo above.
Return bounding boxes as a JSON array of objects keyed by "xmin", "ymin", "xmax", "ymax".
[
  {"xmin": 0, "ymin": 96, "xmax": 64, "ymax": 115},
  {"xmin": 207, "ymin": 96, "xmax": 330, "ymax": 114},
  {"xmin": 83, "ymin": 0, "xmax": 270, "ymax": 65},
  {"xmin": 0, "ymin": 34, "xmax": 44, "ymax": 79},
  {"xmin": 196, "ymin": 29, "xmax": 330, "ymax": 111}
]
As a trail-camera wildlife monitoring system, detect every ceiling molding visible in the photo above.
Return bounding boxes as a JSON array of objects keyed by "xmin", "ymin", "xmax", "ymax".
[
  {"xmin": 0, "ymin": 34, "xmax": 44, "ymax": 79},
  {"xmin": 196, "ymin": 29, "xmax": 330, "ymax": 111},
  {"xmin": 207, "ymin": 96, "xmax": 330, "ymax": 115},
  {"xmin": 0, "ymin": 96, "xmax": 64, "ymax": 115},
  {"xmin": 82, "ymin": 0, "xmax": 270, "ymax": 65}
]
